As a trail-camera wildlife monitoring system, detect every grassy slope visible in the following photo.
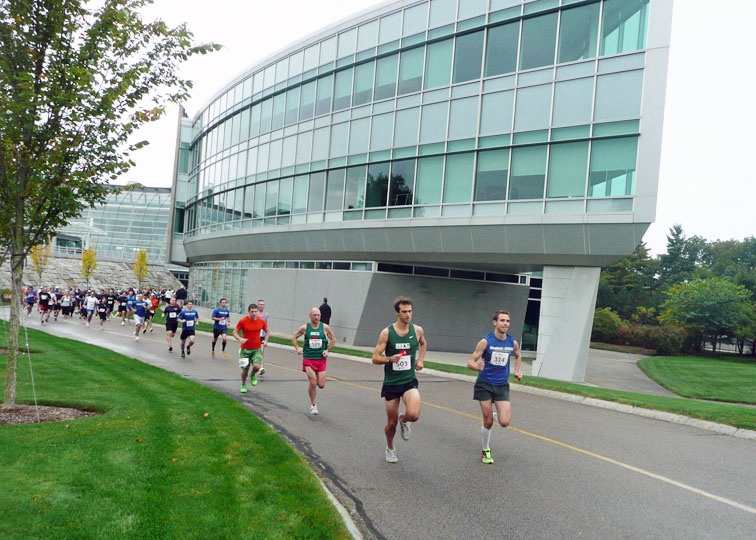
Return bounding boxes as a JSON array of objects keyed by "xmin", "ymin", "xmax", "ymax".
[{"xmin": 0, "ymin": 327, "xmax": 349, "ymax": 540}]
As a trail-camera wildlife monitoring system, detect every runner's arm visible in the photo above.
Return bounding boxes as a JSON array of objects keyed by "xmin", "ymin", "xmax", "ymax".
[
  {"xmin": 232, "ymin": 327, "xmax": 246, "ymax": 344},
  {"xmin": 467, "ymin": 339, "xmax": 488, "ymax": 371},
  {"xmin": 415, "ymin": 325, "xmax": 427, "ymax": 371},
  {"xmin": 323, "ymin": 324, "xmax": 336, "ymax": 356},
  {"xmin": 513, "ymin": 340, "xmax": 523, "ymax": 381},
  {"xmin": 291, "ymin": 325, "xmax": 306, "ymax": 354},
  {"xmin": 372, "ymin": 328, "xmax": 395, "ymax": 364}
]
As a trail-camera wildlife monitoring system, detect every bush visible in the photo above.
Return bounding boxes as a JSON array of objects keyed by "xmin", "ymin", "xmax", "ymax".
[
  {"xmin": 592, "ymin": 307, "xmax": 623, "ymax": 343},
  {"xmin": 648, "ymin": 325, "xmax": 687, "ymax": 356}
]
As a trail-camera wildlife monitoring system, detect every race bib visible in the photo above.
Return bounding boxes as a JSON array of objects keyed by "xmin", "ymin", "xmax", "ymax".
[
  {"xmin": 393, "ymin": 355, "xmax": 411, "ymax": 371},
  {"xmin": 185, "ymin": 320, "xmax": 195, "ymax": 327},
  {"xmin": 491, "ymin": 351, "xmax": 510, "ymax": 367},
  {"xmin": 218, "ymin": 319, "xmax": 226, "ymax": 327},
  {"xmin": 239, "ymin": 357, "xmax": 250, "ymax": 369},
  {"xmin": 309, "ymin": 338, "xmax": 322, "ymax": 349},
  {"xmin": 169, "ymin": 312, "xmax": 177, "ymax": 318}
]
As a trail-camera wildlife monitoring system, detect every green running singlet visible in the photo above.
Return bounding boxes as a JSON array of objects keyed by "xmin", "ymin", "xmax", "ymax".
[
  {"xmin": 383, "ymin": 323, "xmax": 418, "ymax": 386},
  {"xmin": 303, "ymin": 322, "xmax": 328, "ymax": 360}
]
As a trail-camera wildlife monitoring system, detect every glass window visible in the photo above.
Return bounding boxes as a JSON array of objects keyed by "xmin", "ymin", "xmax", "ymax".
[
  {"xmin": 330, "ymin": 122, "xmax": 349, "ymax": 158},
  {"xmin": 292, "ymin": 175, "xmax": 308, "ymax": 213},
  {"xmin": 320, "ymin": 36, "xmax": 337, "ymax": 65},
  {"xmin": 600, "ymin": 0, "xmax": 649, "ymax": 56},
  {"xmin": 398, "ymin": 46, "xmax": 424, "ymax": 95},
  {"xmin": 253, "ymin": 72, "xmax": 263, "ymax": 94},
  {"xmin": 552, "ymin": 78, "xmax": 593, "ymax": 127},
  {"xmin": 246, "ymin": 147, "xmax": 258, "ymax": 175},
  {"xmin": 353, "ymin": 61, "xmax": 374, "ymax": 106},
  {"xmin": 420, "ymin": 101, "xmax": 448, "ymax": 143},
  {"xmin": 370, "ymin": 113, "xmax": 394, "ymax": 151},
  {"xmin": 588, "ymin": 137, "xmax": 638, "ymax": 196},
  {"xmin": 265, "ymin": 180, "xmax": 279, "ymax": 216},
  {"xmin": 268, "ymin": 139, "xmax": 282, "ymax": 170},
  {"xmin": 379, "ymin": 12, "xmax": 402, "ymax": 44},
  {"xmin": 256, "ymin": 143, "xmax": 269, "ymax": 173},
  {"xmin": 443, "ymin": 152, "xmax": 474, "ymax": 203},
  {"xmin": 299, "ymin": 81, "xmax": 316, "ymax": 120},
  {"xmin": 315, "ymin": 75, "xmax": 333, "ymax": 116},
  {"xmin": 357, "ymin": 20, "xmax": 379, "ymax": 51},
  {"xmin": 594, "ymin": 70, "xmax": 643, "ymax": 122},
  {"xmin": 325, "ymin": 169, "xmax": 346, "ymax": 210},
  {"xmin": 389, "ymin": 159, "xmax": 415, "ymax": 206},
  {"xmin": 243, "ymin": 187, "xmax": 254, "ymax": 219},
  {"xmin": 514, "ymin": 84, "xmax": 552, "ymax": 132},
  {"xmin": 429, "ymin": 0, "xmax": 456, "ymax": 29},
  {"xmin": 263, "ymin": 65, "xmax": 275, "ymax": 89},
  {"xmin": 260, "ymin": 99, "xmax": 272, "ymax": 134},
  {"xmin": 475, "ymin": 149, "xmax": 509, "ymax": 201},
  {"xmin": 281, "ymin": 135, "xmax": 297, "ymax": 168},
  {"xmin": 448, "ymin": 97, "xmax": 478, "ymax": 139},
  {"xmin": 344, "ymin": 165, "xmax": 366, "ymax": 209},
  {"xmin": 453, "ymin": 31, "xmax": 484, "ymax": 83},
  {"xmin": 374, "ymin": 54, "xmax": 398, "ymax": 101},
  {"xmin": 485, "ymin": 22, "xmax": 519, "ymax": 77},
  {"xmin": 366, "ymin": 162, "xmax": 390, "ymax": 207},
  {"xmin": 519, "ymin": 13, "xmax": 558, "ymax": 70},
  {"xmin": 333, "ymin": 68, "xmax": 353, "ymax": 111},
  {"xmin": 250, "ymin": 104, "xmax": 261, "ymax": 137},
  {"xmin": 239, "ymin": 108, "xmax": 250, "ymax": 141},
  {"xmin": 509, "ymin": 145, "xmax": 547, "ymax": 200},
  {"xmin": 303, "ymin": 44, "xmax": 320, "ymax": 72},
  {"xmin": 424, "ymin": 39, "xmax": 453, "ymax": 89},
  {"xmin": 285, "ymin": 87, "xmax": 300, "ymax": 125},
  {"xmin": 558, "ymin": 2, "xmax": 600, "ymax": 63},
  {"xmin": 547, "ymin": 141, "xmax": 588, "ymax": 198},
  {"xmin": 296, "ymin": 130, "xmax": 313, "ymax": 164},
  {"xmin": 348, "ymin": 118, "xmax": 369, "ymax": 155},
  {"xmin": 271, "ymin": 93, "xmax": 285, "ymax": 130},
  {"xmin": 308, "ymin": 172, "xmax": 326, "ymax": 211},
  {"xmin": 459, "ymin": 0, "xmax": 487, "ymax": 19},
  {"xmin": 414, "ymin": 156, "xmax": 444, "ymax": 204},
  {"xmin": 289, "ymin": 51, "xmax": 304, "ymax": 77},
  {"xmin": 338, "ymin": 29, "xmax": 357, "ymax": 59},
  {"xmin": 253, "ymin": 183, "xmax": 265, "ymax": 218},
  {"xmin": 394, "ymin": 107, "xmax": 420, "ymax": 147},
  {"xmin": 275, "ymin": 59, "xmax": 288, "ymax": 84},
  {"xmin": 403, "ymin": 3, "xmax": 428, "ymax": 36},
  {"xmin": 312, "ymin": 127, "xmax": 329, "ymax": 161}
]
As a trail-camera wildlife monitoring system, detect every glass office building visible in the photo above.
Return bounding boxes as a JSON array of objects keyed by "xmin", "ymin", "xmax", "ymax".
[{"xmin": 169, "ymin": 0, "xmax": 672, "ymax": 381}]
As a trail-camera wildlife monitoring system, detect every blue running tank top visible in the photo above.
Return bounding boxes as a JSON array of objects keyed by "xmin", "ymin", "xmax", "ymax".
[{"xmin": 478, "ymin": 332, "xmax": 515, "ymax": 386}]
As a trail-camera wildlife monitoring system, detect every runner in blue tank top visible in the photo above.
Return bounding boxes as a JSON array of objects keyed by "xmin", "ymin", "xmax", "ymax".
[{"xmin": 467, "ymin": 310, "xmax": 522, "ymax": 464}]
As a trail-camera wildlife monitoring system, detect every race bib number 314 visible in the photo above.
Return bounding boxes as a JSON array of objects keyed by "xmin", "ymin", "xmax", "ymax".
[{"xmin": 490, "ymin": 351, "xmax": 509, "ymax": 367}]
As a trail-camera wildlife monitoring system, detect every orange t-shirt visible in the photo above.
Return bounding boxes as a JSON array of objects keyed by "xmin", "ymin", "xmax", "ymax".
[
  {"xmin": 150, "ymin": 298, "xmax": 159, "ymax": 310},
  {"xmin": 235, "ymin": 316, "xmax": 267, "ymax": 349}
]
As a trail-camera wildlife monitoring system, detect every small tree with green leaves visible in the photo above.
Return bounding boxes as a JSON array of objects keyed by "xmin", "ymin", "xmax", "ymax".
[
  {"xmin": 133, "ymin": 249, "xmax": 149, "ymax": 290},
  {"xmin": 29, "ymin": 244, "xmax": 51, "ymax": 288},
  {"xmin": 81, "ymin": 246, "xmax": 98, "ymax": 290}
]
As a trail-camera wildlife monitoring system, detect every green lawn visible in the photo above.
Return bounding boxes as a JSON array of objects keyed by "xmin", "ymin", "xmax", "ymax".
[
  {"xmin": 0, "ymin": 328, "xmax": 349, "ymax": 540},
  {"xmin": 638, "ymin": 355, "xmax": 756, "ymax": 405}
]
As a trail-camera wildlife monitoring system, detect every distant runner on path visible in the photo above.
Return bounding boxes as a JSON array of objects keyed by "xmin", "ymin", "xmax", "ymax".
[
  {"xmin": 233, "ymin": 303, "xmax": 268, "ymax": 394},
  {"xmin": 292, "ymin": 307, "xmax": 335, "ymax": 415},
  {"xmin": 211, "ymin": 298, "xmax": 231, "ymax": 359}
]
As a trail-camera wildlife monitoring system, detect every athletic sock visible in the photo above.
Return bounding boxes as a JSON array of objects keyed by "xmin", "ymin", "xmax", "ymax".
[
  {"xmin": 222, "ymin": 342, "xmax": 226, "ymax": 351},
  {"xmin": 481, "ymin": 425, "xmax": 492, "ymax": 451},
  {"xmin": 211, "ymin": 341, "xmax": 216, "ymax": 352}
]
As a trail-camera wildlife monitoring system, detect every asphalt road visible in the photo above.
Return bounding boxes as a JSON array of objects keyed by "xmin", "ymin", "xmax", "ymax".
[{"xmin": 14, "ymin": 314, "xmax": 756, "ymax": 539}]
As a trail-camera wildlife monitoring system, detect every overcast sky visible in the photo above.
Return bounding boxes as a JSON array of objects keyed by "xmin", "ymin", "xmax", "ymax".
[{"xmin": 124, "ymin": 0, "xmax": 756, "ymax": 255}]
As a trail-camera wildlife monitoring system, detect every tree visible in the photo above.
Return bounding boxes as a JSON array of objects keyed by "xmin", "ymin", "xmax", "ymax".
[
  {"xmin": 29, "ymin": 244, "xmax": 51, "ymax": 288},
  {"xmin": 80, "ymin": 245, "xmax": 97, "ymax": 290},
  {"xmin": 596, "ymin": 242, "xmax": 659, "ymax": 319},
  {"xmin": 1, "ymin": 0, "xmax": 218, "ymax": 408},
  {"xmin": 657, "ymin": 225, "xmax": 706, "ymax": 291},
  {"xmin": 133, "ymin": 249, "xmax": 149, "ymax": 289},
  {"xmin": 660, "ymin": 277, "xmax": 753, "ymax": 352}
]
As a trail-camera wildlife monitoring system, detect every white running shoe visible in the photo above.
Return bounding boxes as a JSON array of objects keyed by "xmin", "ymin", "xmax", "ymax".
[
  {"xmin": 134, "ymin": 334, "xmax": 139, "ymax": 342},
  {"xmin": 399, "ymin": 418, "xmax": 411, "ymax": 441},
  {"xmin": 385, "ymin": 447, "xmax": 398, "ymax": 463},
  {"xmin": 310, "ymin": 404, "xmax": 319, "ymax": 415}
]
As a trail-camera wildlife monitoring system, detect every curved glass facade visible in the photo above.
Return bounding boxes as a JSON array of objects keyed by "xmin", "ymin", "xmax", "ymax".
[{"xmin": 179, "ymin": 0, "xmax": 650, "ymax": 237}]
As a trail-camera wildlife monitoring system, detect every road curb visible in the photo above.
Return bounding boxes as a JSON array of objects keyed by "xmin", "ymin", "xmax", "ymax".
[
  {"xmin": 267, "ymin": 344, "xmax": 756, "ymax": 442},
  {"xmin": 318, "ymin": 478, "xmax": 363, "ymax": 540}
]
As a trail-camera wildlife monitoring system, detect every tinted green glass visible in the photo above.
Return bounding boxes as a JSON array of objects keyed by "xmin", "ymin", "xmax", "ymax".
[
  {"xmin": 333, "ymin": 68, "xmax": 353, "ymax": 111},
  {"xmin": 475, "ymin": 149, "xmax": 509, "ymax": 201},
  {"xmin": 394, "ymin": 107, "xmax": 420, "ymax": 147},
  {"xmin": 519, "ymin": 13, "xmax": 558, "ymax": 70},
  {"xmin": 485, "ymin": 22, "xmax": 519, "ymax": 77},
  {"xmin": 299, "ymin": 81, "xmax": 316, "ymax": 120},
  {"xmin": 443, "ymin": 153, "xmax": 475, "ymax": 203},
  {"xmin": 389, "ymin": 159, "xmax": 415, "ymax": 206},
  {"xmin": 453, "ymin": 31, "xmax": 484, "ymax": 83},
  {"xmin": 285, "ymin": 87, "xmax": 300, "ymax": 125},
  {"xmin": 370, "ymin": 113, "xmax": 394, "ymax": 151},
  {"xmin": 420, "ymin": 102, "xmax": 448, "ymax": 143},
  {"xmin": 292, "ymin": 175, "xmax": 308, "ymax": 213},
  {"xmin": 278, "ymin": 177, "xmax": 293, "ymax": 215},
  {"xmin": 344, "ymin": 165, "xmax": 366, "ymax": 209},
  {"xmin": 448, "ymin": 97, "xmax": 478, "ymax": 140},
  {"xmin": 374, "ymin": 54, "xmax": 398, "ymax": 100},
  {"xmin": 265, "ymin": 180, "xmax": 279, "ymax": 216},
  {"xmin": 271, "ymin": 93, "xmax": 285, "ymax": 130},
  {"xmin": 316, "ymin": 75, "xmax": 333, "ymax": 116},
  {"xmin": 424, "ymin": 39, "xmax": 453, "ymax": 89},
  {"xmin": 547, "ymin": 141, "xmax": 588, "ymax": 198},
  {"xmin": 330, "ymin": 122, "xmax": 348, "ymax": 158},
  {"xmin": 253, "ymin": 183, "xmax": 265, "ymax": 218},
  {"xmin": 600, "ymin": 0, "xmax": 649, "ymax": 56},
  {"xmin": 352, "ymin": 61, "xmax": 374, "ymax": 105},
  {"xmin": 429, "ymin": 0, "xmax": 456, "ymax": 29},
  {"xmin": 558, "ymin": 2, "xmax": 599, "ymax": 63},
  {"xmin": 398, "ymin": 47, "xmax": 424, "ymax": 95},
  {"xmin": 307, "ymin": 172, "xmax": 326, "ymax": 211},
  {"xmin": 250, "ymin": 104, "xmax": 261, "ymax": 136},
  {"xmin": 588, "ymin": 136, "xmax": 638, "ymax": 196},
  {"xmin": 366, "ymin": 162, "xmax": 390, "ymax": 207},
  {"xmin": 260, "ymin": 99, "xmax": 272, "ymax": 133},
  {"xmin": 509, "ymin": 145, "xmax": 547, "ymax": 199},
  {"xmin": 325, "ymin": 169, "xmax": 346, "ymax": 210}
]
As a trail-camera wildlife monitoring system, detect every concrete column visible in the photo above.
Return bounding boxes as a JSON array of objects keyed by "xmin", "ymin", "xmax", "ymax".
[{"xmin": 532, "ymin": 266, "xmax": 600, "ymax": 382}]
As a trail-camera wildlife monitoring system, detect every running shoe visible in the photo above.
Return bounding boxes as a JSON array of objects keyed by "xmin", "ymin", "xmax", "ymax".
[
  {"xmin": 259, "ymin": 367, "xmax": 266, "ymax": 375},
  {"xmin": 240, "ymin": 384, "xmax": 247, "ymax": 394},
  {"xmin": 212, "ymin": 351, "xmax": 215, "ymax": 359},
  {"xmin": 251, "ymin": 375, "xmax": 258, "ymax": 387},
  {"xmin": 181, "ymin": 351, "xmax": 185, "ymax": 358},
  {"xmin": 399, "ymin": 418, "xmax": 411, "ymax": 441},
  {"xmin": 134, "ymin": 335, "xmax": 139, "ymax": 342},
  {"xmin": 222, "ymin": 352, "xmax": 228, "ymax": 358},
  {"xmin": 481, "ymin": 449, "xmax": 494, "ymax": 464},
  {"xmin": 310, "ymin": 404, "xmax": 319, "ymax": 415},
  {"xmin": 187, "ymin": 346, "xmax": 191, "ymax": 356},
  {"xmin": 168, "ymin": 346, "xmax": 173, "ymax": 352},
  {"xmin": 385, "ymin": 447, "xmax": 398, "ymax": 463},
  {"xmin": 150, "ymin": 328, "xmax": 154, "ymax": 333},
  {"xmin": 121, "ymin": 321, "xmax": 125, "ymax": 326}
]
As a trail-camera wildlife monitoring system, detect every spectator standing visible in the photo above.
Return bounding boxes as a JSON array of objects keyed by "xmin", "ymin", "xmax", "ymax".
[{"xmin": 319, "ymin": 297, "xmax": 332, "ymax": 325}]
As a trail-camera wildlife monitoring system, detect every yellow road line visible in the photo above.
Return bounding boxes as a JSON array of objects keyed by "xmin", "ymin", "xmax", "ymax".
[{"xmin": 269, "ymin": 361, "xmax": 756, "ymax": 516}]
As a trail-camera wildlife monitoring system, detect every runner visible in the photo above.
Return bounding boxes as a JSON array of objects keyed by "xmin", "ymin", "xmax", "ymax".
[
  {"xmin": 145, "ymin": 293, "xmax": 158, "ymax": 333},
  {"xmin": 126, "ymin": 291, "xmax": 136, "ymax": 324},
  {"xmin": 211, "ymin": 298, "xmax": 231, "ymax": 359},
  {"xmin": 106, "ymin": 289, "xmax": 116, "ymax": 317},
  {"xmin": 96, "ymin": 296, "xmax": 109, "ymax": 330},
  {"xmin": 52, "ymin": 289, "xmax": 62, "ymax": 321},
  {"xmin": 38, "ymin": 287, "xmax": 51, "ymax": 324},
  {"xmin": 467, "ymin": 310, "xmax": 523, "ymax": 464},
  {"xmin": 117, "ymin": 291, "xmax": 129, "ymax": 325},
  {"xmin": 177, "ymin": 301, "xmax": 199, "ymax": 358},
  {"xmin": 232, "ymin": 303, "xmax": 268, "ymax": 393},
  {"xmin": 257, "ymin": 299, "xmax": 269, "ymax": 375},
  {"xmin": 132, "ymin": 293, "xmax": 150, "ymax": 341},
  {"xmin": 24, "ymin": 286, "xmax": 36, "ymax": 316},
  {"xmin": 61, "ymin": 291, "xmax": 73, "ymax": 318},
  {"xmin": 84, "ymin": 291, "xmax": 98, "ymax": 326},
  {"xmin": 163, "ymin": 297, "xmax": 181, "ymax": 352},
  {"xmin": 292, "ymin": 307, "xmax": 335, "ymax": 415},
  {"xmin": 372, "ymin": 296, "xmax": 427, "ymax": 463}
]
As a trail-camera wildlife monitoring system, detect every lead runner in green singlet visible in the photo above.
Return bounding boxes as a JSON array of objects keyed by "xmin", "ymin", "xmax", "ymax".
[
  {"xmin": 372, "ymin": 296, "xmax": 427, "ymax": 463},
  {"xmin": 292, "ymin": 307, "xmax": 335, "ymax": 416}
]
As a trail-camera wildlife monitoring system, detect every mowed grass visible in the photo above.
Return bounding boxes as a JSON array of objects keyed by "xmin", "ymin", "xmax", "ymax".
[
  {"xmin": 638, "ymin": 355, "xmax": 756, "ymax": 405},
  {"xmin": 0, "ymin": 327, "xmax": 349, "ymax": 540}
]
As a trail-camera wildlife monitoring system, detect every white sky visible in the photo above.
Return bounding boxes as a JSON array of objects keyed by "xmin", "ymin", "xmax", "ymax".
[{"xmin": 123, "ymin": 0, "xmax": 756, "ymax": 255}]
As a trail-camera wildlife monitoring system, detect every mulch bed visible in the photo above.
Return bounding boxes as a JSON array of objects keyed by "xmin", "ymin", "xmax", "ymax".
[{"xmin": 0, "ymin": 405, "xmax": 98, "ymax": 425}]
